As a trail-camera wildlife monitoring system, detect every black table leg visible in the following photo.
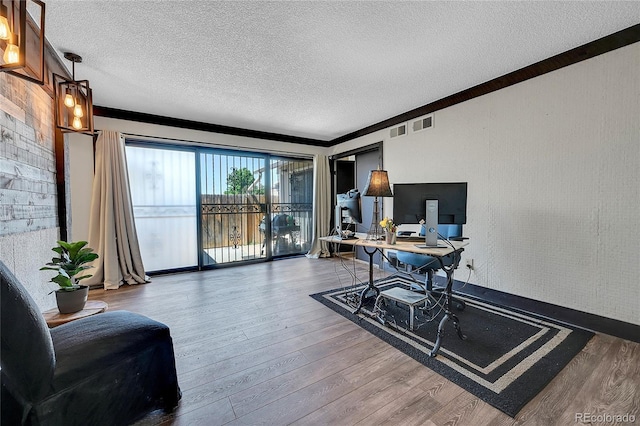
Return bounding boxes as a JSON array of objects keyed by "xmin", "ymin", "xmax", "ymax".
[
  {"xmin": 429, "ymin": 249, "xmax": 467, "ymax": 357},
  {"xmin": 353, "ymin": 246, "xmax": 380, "ymax": 314}
]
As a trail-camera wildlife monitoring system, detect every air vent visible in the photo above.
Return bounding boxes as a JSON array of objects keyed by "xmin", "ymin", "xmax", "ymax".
[
  {"xmin": 390, "ymin": 124, "xmax": 407, "ymax": 138},
  {"xmin": 412, "ymin": 115, "xmax": 433, "ymax": 133}
]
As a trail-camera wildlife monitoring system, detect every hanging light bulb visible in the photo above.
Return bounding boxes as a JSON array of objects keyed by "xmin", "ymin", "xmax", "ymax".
[
  {"xmin": 0, "ymin": 4, "xmax": 10, "ymax": 41},
  {"xmin": 64, "ymin": 91, "xmax": 75, "ymax": 108},
  {"xmin": 0, "ymin": 19, "xmax": 9, "ymax": 41},
  {"xmin": 73, "ymin": 102, "xmax": 83, "ymax": 118},
  {"xmin": 72, "ymin": 116, "xmax": 82, "ymax": 130},
  {"xmin": 3, "ymin": 42, "xmax": 19, "ymax": 64},
  {"xmin": 1, "ymin": 6, "xmax": 18, "ymax": 65}
]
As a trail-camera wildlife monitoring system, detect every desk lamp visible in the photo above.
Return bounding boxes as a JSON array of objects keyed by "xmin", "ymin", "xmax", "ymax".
[{"xmin": 363, "ymin": 169, "xmax": 393, "ymax": 241}]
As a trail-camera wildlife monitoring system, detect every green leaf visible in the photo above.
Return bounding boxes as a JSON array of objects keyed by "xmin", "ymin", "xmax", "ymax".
[
  {"xmin": 74, "ymin": 274, "xmax": 93, "ymax": 281},
  {"xmin": 57, "ymin": 240, "xmax": 72, "ymax": 251},
  {"xmin": 76, "ymin": 252, "xmax": 99, "ymax": 264},
  {"xmin": 51, "ymin": 274, "xmax": 72, "ymax": 288},
  {"xmin": 40, "ymin": 266, "xmax": 60, "ymax": 271},
  {"xmin": 46, "ymin": 256, "xmax": 64, "ymax": 265}
]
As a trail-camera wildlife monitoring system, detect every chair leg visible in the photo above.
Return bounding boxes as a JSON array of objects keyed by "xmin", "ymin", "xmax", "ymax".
[{"xmin": 426, "ymin": 270, "xmax": 434, "ymax": 292}]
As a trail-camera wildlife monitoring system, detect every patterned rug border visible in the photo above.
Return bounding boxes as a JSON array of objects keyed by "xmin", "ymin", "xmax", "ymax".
[{"xmin": 310, "ymin": 277, "xmax": 594, "ymax": 417}]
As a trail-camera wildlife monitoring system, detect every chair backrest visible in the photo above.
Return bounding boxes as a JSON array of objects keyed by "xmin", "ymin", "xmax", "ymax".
[
  {"xmin": 272, "ymin": 214, "xmax": 293, "ymax": 227},
  {"xmin": 0, "ymin": 261, "xmax": 56, "ymax": 408},
  {"xmin": 419, "ymin": 224, "xmax": 462, "ymax": 239}
]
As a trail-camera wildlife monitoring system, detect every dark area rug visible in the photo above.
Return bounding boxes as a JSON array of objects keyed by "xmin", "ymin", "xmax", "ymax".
[{"xmin": 310, "ymin": 276, "xmax": 594, "ymax": 417}]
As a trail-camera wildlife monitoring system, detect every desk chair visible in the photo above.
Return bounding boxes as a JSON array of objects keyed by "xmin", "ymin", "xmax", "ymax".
[{"xmin": 396, "ymin": 224, "xmax": 466, "ymax": 311}]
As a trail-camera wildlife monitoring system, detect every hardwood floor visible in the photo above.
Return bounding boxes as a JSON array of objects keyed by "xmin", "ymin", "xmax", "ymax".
[{"xmin": 88, "ymin": 257, "xmax": 640, "ymax": 426}]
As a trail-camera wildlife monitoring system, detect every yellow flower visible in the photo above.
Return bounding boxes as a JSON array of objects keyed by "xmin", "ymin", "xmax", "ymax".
[{"xmin": 380, "ymin": 217, "xmax": 396, "ymax": 231}]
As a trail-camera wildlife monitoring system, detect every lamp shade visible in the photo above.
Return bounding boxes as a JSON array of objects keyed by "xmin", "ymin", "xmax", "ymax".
[{"xmin": 363, "ymin": 170, "xmax": 393, "ymax": 197}]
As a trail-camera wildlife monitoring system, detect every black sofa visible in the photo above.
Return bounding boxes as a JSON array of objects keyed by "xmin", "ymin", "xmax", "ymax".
[{"xmin": 0, "ymin": 261, "xmax": 181, "ymax": 425}]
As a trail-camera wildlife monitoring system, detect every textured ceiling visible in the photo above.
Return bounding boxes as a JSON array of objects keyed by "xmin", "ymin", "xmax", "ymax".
[{"xmin": 42, "ymin": 1, "xmax": 640, "ymax": 142}]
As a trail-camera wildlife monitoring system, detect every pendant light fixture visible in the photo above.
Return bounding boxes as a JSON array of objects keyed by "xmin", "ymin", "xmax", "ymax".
[
  {"xmin": 53, "ymin": 52, "xmax": 94, "ymax": 135},
  {"xmin": 0, "ymin": 0, "xmax": 46, "ymax": 84}
]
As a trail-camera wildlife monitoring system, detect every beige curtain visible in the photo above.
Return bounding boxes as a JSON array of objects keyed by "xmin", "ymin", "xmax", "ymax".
[
  {"xmin": 306, "ymin": 154, "xmax": 332, "ymax": 258},
  {"xmin": 85, "ymin": 130, "xmax": 149, "ymax": 290}
]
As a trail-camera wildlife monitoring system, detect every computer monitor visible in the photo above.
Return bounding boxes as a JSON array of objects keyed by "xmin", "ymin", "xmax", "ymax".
[
  {"xmin": 393, "ymin": 182, "xmax": 467, "ymax": 225},
  {"xmin": 335, "ymin": 189, "xmax": 362, "ymax": 236}
]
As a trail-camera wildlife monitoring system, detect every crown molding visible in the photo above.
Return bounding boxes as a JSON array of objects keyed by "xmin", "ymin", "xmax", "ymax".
[{"xmin": 92, "ymin": 105, "xmax": 333, "ymax": 148}]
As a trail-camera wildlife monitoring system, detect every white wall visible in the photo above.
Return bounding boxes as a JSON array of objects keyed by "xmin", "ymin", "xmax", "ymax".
[
  {"xmin": 331, "ymin": 43, "xmax": 640, "ymax": 326},
  {"xmin": 68, "ymin": 133, "xmax": 94, "ymax": 241},
  {"xmin": 0, "ymin": 228, "xmax": 60, "ymax": 309}
]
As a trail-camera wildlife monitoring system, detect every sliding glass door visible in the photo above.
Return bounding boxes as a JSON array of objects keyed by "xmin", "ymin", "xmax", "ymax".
[
  {"xmin": 199, "ymin": 153, "xmax": 314, "ymax": 263},
  {"xmin": 126, "ymin": 141, "xmax": 313, "ymax": 272}
]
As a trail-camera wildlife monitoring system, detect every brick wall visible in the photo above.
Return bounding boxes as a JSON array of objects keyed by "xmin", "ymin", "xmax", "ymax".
[
  {"xmin": 1, "ymin": 73, "xmax": 57, "ymax": 234},
  {"xmin": 0, "ymin": 72, "xmax": 60, "ymax": 309}
]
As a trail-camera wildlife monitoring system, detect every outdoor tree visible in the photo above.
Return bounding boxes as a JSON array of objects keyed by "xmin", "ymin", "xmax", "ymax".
[{"xmin": 225, "ymin": 167, "xmax": 260, "ymax": 194}]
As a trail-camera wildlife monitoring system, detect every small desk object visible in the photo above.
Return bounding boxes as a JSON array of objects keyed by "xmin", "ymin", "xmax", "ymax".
[
  {"xmin": 320, "ymin": 233, "xmax": 468, "ymax": 356},
  {"xmin": 43, "ymin": 300, "xmax": 108, "ymax": 328}
]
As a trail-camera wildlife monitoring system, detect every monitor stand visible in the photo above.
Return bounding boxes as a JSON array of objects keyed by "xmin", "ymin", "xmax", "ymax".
[{"xmin": 414, "ymin": 243, "xmax": 447, "ymax": 249}]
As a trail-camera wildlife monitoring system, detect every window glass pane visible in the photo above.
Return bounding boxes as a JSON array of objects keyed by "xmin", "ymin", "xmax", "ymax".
[
  {"xmin": 270, "ymin": 158, "xmax": 313, "ymax": 256},
  {"xmin": 200, "ymin": 152, "xmax": 266, "ymax": 264},
  {"xmin": 126, "ymin": 146, "xmax": 197, "ymax": 271}
]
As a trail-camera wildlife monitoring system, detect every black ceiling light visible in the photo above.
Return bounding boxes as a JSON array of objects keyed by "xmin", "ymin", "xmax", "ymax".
[
  {"xmin": 0, "ymin": 0, "xmax": 46, "ymax": 84},
  {"xmin": 54, "ymin": 52, "xmax": 94, "ymax": 135}
]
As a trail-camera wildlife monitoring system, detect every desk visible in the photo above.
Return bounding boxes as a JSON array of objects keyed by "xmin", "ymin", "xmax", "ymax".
[
  {"xmin": 43, "ymin": 300, "xmax": 108, "ymax": 328},
  {"xmin": 320, "ymin": 233, "xmax": 468, "ymax": 356}
]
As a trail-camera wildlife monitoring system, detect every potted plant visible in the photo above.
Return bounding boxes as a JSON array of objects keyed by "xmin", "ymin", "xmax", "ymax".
[{"xmin": 41, "ymin": 240, "xmax": 99, "ymax": 314}]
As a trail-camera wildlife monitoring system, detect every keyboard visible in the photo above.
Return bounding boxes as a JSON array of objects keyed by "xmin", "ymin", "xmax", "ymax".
[
  {"xmin": 396, "ymin": 235, "xmax": 424, "ymax": 242},
  {"xmin": 337, "ymin": 235, "xmax": 358, "ymax": 240}
]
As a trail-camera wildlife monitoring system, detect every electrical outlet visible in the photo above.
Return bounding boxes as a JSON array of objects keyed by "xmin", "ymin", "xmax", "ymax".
[{"xmin": 466, "ymin": 258, "xmax": 474, "ymax": 270}]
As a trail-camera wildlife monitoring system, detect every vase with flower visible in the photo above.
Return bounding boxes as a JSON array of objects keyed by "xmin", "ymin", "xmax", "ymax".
[{"xmin": 379, "ymin": 217, "xmax": 397, "ymax": 244}]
